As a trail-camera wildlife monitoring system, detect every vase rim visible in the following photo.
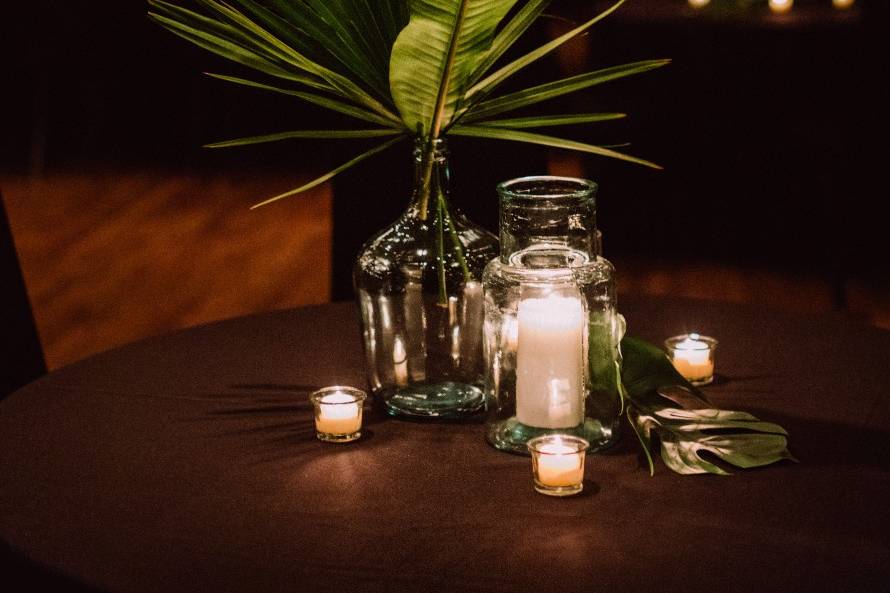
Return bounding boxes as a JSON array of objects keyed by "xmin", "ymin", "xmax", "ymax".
[{"xmin": 497, "ymin": 175, "xmax": 597, "ymax": 201}]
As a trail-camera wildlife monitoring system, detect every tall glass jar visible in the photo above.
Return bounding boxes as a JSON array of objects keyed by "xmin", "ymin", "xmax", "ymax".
[
  {"xmin": 354, "ymin": 138, "xmax": 499, "ymax": 418},
  {"xmin": 483, "ymin": 176, "xmax": 625, "ymax": 454}
]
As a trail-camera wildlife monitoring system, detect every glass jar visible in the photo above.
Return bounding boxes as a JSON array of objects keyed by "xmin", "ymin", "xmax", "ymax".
[
  {"xmin": 482, "ymin": 176, "xmax": 625, "ymax": 454},
  {"xmin": 354, "ymin": 138, "xmax": 499, "ymax": 418}
]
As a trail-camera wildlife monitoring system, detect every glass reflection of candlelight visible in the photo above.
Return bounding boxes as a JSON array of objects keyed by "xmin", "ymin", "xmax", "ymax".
[
  {"xmin": 393, "ymin": 335, "xmax": 408, "ymax": 386},
  {"xmin": 832, "ymin": 0, "xmax": 854, "ymax": 9},
  {"xmin": 688, "ymin": 0, "xmax": 710, "ymax": 8},
  {"xmin": 769, "ymin": 0, "xmax": 793, "ymax": 14}
]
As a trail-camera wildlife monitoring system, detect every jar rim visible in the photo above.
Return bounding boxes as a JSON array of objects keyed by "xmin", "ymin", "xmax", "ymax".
[
  {"xmin": 497, "ymin": 175, "xmax": 597, "ymax": 201},
  {"xmin": 309, "ymin": 386, "xmax": 368, "ymax": 404}
]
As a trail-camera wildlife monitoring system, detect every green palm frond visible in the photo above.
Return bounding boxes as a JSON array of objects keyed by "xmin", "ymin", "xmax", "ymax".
[
  {"xmin": 450, "ymin": 125, "xmax": 661, "ymax": 169},
  {"xmin": 458, "ymin": 60, "xmax": 671, "ymax": 125},
  {"xmin": 148, "ymin": 0, "xmax": 668, "ymax": 205}
]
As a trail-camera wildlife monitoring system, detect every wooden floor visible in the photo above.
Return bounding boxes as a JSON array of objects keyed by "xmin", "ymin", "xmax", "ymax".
[
  {"xmin": 3, "ymin": 169, "xmax": 330, "ymax": 369},
  {"xmin": 2, "ymin": 169, "xmax": 887, "ymax": 371}
]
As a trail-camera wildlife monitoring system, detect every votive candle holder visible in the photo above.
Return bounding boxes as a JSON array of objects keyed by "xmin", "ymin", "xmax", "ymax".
[
  {"xmin": 527, "ymin": 435, "xmax": 589, "ymax": 497},
  {"xmin": 310, "ymin": 386, "xmax": 367, "ymax": 443},
  {"xmin": 664, "ymin": 333, "xmax": 718, "ymax": 386}
]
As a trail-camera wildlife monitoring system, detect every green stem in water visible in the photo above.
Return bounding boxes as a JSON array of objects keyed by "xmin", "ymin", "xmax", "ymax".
[
  {"xmin": 439, "ymin": 190, "xmax": 471, "ymax": 281},
  {"xmin": 419, "ymin": 0, "xmax": 470, "ymax": 220},
  {"xmin": 435, "ymin": 192, "xmax": 448, "ymax": 306},
  {"xmin": 627, "ymin": 407, "xmax": 655, "ymax": 477},
  {"xmin": 417, "ymin": 138, "xmax": 434, "ymax": 220}
]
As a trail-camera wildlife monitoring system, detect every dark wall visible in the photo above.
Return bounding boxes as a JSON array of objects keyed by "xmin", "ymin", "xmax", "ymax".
[
  {"xmin": 3, "ymin": 1, "xmax": 339, "ymax": 173},
  {"xmin": 5, "ymin": 1, "xmax": 887, "ymax": 299},
  {"xmin": 580, "ymin": 1, "xmax": 888, "ymax": 282}
]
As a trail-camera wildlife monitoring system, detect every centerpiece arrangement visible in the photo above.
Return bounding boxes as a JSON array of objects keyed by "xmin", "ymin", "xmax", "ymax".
[{"xmin": 149, "ymin": 0, "xmax": 793, "ymax": 476}]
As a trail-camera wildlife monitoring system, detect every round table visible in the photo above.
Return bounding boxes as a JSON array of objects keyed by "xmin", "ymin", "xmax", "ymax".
[{"xmin": 2, "ymin": 297, "xmax": 889, "ymax": 593}]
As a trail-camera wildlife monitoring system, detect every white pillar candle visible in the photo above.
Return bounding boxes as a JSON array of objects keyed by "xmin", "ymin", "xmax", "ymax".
[
  {"xmin": 535, "ymin": 442, "xmax": 585, "ymax": 487},
  {"xmin": 670, "ymin": 334, "xmax": 715, "ymax": 383},
  {"xmin": 315, "ymin": 392, "xmax": 362, "ymax": 435},
  {"xmin": 515, "ymin": 293, "xmax": 585, "ymax": 428}
]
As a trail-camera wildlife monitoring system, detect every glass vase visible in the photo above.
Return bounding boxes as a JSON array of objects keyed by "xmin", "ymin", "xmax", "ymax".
[
  {"xmin": 353, "ymin": 138, "xmax": 499, "ymax": 418},
  {"xmin": 482, "ymin": 176, "xmax": 626, "ymax": 454}
]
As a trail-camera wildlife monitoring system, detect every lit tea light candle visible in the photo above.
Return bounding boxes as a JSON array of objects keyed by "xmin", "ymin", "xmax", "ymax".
[
  {"xmin": 769, "ymin": 0, "xmax": 793, "ymax": 14},
  {"xmin": 527, "ymin": 435, "xmax": 589, "ymax": 497},
  {"xmin": 310, "ymin": 386, "xmax": 367, "ymax": 443},
  {"xmin": 832, "ymin": 0, "xmax": 854, "ymax": 9},
  {"xmin": 664, "ymin": 333, "xmax": 718, "ymax": 386},
  {"xmin": 515, "ymin": 292, "xmax": 585, "ymax": 429}
]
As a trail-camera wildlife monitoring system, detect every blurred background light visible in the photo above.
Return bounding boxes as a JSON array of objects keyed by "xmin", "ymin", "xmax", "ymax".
[{"xmin": 769, "ymin": 0, "xmax": 794, "ymax": 14}]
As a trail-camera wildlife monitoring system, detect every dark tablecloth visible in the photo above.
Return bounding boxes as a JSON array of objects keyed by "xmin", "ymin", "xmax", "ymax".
[{"xmin": 2, "ymin": 297, "xmax": 889, "ymax": 593}]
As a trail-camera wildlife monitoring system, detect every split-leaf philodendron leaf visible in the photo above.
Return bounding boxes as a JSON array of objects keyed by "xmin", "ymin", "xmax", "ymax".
[{"xmin": 620, "ymin": 336, "xmax": 796, "ymax": 476}]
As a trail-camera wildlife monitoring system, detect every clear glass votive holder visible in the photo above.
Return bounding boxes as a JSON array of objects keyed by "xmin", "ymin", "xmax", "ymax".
[
  {"xmin": 664, "ymin": 333, "xmax": 718, "ymax": 386},
  {"xmin": 527, "ymin": 435, "xmax": 589, "ymax": 497},
  {"xmin": 310, "ymin": 386, "xmax": 367, "ymax": 443}
]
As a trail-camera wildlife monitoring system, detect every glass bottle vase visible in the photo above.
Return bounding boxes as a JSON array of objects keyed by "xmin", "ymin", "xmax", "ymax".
[
  {"xmin": 353, "ymin": 138, "xmax": 499, "ymax": 419},
  {"xmin": 482, "ymin": 176, "xmax": 626, "ymax": 454}
]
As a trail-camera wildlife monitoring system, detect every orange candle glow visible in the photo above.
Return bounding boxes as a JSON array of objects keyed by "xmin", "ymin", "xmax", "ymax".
[{"xmin": 769, "ymin": 0, "xmax": 793, "ymax": 14}]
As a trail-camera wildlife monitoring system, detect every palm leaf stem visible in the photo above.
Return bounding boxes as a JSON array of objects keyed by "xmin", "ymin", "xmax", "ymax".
[
  {"xmin": 204, "ymin": 128, "xmax": 401, "ymax": 149},
  {"xmin": 449, "ymin": 124, "xmax": 662, "ymax": 169},
  {"xmin": 195, "ymin": 0, "xmax": 399, "ymax": 123},
  {"xmin": 463, "ymin": 0, "xmax": 627, "ymax": 105},
  {"xmin": 204, "ymin": 73, "xmax": 402, "ymax": 127},
  {"xmin": 460, "ymin": 59, "xmax": 670, "ymax": 124},
  {"xmin": 236, "ymin": 0, "xmax": 391, "ymax": 100},
  {"xmin": 476, "ymin": 113, "xmax": 626, "ymax": 128},
  {"xmin": 467, "ymin": 0, "xmax": 552, "ymax": 88},
  {"xmin": 627, "ymin": 407, "xmax": 656, "ymax": 476},
  {"xmin": 417, "ymin": 0, "xmax": 471, "ymax": 222},
  {"xmin": 249, "ymin": 135, "xmax": 405, "ymax": 209},
  {"xmin": 440, "ymin": 192, "xmax": 471, "ymax": 281},
  {"xmin": 147, "ymin": 12, "xmax": 331, "ymax": 89},
  {"xmin": 435, "ymin": 194, "xmax": 448, "ymax": 306}
]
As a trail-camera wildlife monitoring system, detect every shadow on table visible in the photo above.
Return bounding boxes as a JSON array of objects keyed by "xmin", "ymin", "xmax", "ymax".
[
  {"xmin": 1, "ymin": 540, "xmax": 104, "ymax": 593},
  {"xmin": 228, "ymin": 383, "xmax": 319, "ymax": 393},
  {"xmin": 198, "ymin": 388, "xmax": 397, "ymax": 463},
  {"xmin": 741, "ymin": 408, "xmax": 890, "ymax": 472}
]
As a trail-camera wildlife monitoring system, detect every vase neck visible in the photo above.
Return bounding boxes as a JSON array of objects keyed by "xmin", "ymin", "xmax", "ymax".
[
  {"xmin": 497, "ymin": 176, "xmax": 598, "ymax": 265},
  {"xmin": 409, "ymin": 138, "xmax": 455, "ymax": 219}
]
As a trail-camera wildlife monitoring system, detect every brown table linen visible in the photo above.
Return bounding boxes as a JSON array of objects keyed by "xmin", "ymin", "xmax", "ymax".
[{"xmin": 2, "ymin": 297, "xmax": 889, "ymax": 593}]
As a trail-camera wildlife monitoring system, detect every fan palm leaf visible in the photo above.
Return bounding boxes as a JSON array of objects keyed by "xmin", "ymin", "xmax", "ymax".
[{"xmin": 148, "ymin": 0, "xmax": 669, "ymax": 203}]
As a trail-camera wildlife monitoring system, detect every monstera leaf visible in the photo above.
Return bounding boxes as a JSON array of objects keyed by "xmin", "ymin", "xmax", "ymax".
[{"xmin": 620, "ymin": 336, "xmax": 796, "ymax": 476}]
